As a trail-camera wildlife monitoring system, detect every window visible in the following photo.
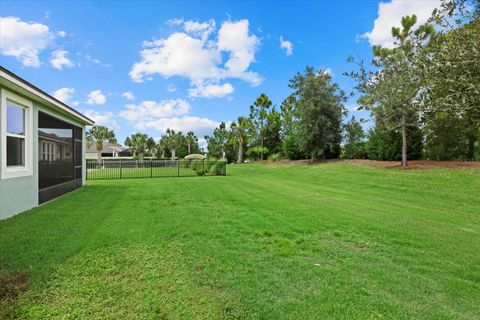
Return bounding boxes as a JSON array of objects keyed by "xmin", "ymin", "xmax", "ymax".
[
  {"xmin": 6, "ymin": 101, "xmax": 26, "ymax": 166},
  {"xmin": 1, "ymin": 89, "xmax": 33, "ymax": 179}
]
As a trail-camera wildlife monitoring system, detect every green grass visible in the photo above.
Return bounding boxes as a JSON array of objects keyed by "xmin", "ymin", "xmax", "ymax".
[{"xmin": 1, "ymin": 162, "xmax": 479, "ymax": 319}]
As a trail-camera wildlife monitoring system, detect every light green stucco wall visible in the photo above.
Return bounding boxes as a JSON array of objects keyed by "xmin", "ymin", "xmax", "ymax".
[{"xmin": 0, "ymin": 86, "xmax": 87, "ymax": 220}]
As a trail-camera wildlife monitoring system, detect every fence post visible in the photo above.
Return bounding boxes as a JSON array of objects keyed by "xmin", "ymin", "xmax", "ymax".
[
  {"xmin": 151, "ymin": 160, "xmax": 153, "ymax": 178},
  {"xmin": 177, "ymin": 160, "xmax": 180, "ymax": 177},
  {"xmin": 120, "ymin": 160, "xmax": 123, "ymax": 179}
]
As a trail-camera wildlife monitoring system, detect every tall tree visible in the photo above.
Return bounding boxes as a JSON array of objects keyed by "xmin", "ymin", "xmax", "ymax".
[
  {"xmin": 165, "ymin": 129, "xmax": 183, "ymax": 160},
  {"xmin": 124, "ymin": 133, "xmax": 153, "ymax": 161},
  {"xmin": 86, "ymin": 125, "xmax": 117, "ymax": 161},
  {"xmin": 289, "ymin": 67, "xmax": 345, "ymax": 161},
  {"xmin": 280, "ymin": 95, "xmax": 305, "ymax": 160},
  {"xmin": 264, "ymin": 108, "xmax": 282, "ymax": 155},
  {"xmin": 185, "ymin": 131, "xmax": 198, "ymax": 155},
  {"xmin": 280, "ymin": 95, "xmax": 297, "ymax": 138},
  {"xmin": 230, "ymin": 116, "xmax": 251, "ymax": 163},
  {"xmin": 147, "ymin": 137, "xmax": 157, "ymax": 158},
  {"xmin": 342, "ymin": 116, "xmax": 366, "ymax": 159},
  {"xmin": 348, "ymin": 15, "xmax": 436, "ymax": 168},
  {"xmin": 205, "ymin": 122, "xmax": 229, "ymax": 159},
  {"xmin": 158, "ymin": 136, "xmax": 168, "ymax": 158},
  {"xmin": 249, "ymin": 94, "xmax": 272, "ymax": 160},
  {"xmin": 425, "ymin": 14, "xmax": 480, "ymax": 159}
]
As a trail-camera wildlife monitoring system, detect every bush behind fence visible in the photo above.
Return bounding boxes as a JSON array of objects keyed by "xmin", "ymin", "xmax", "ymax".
[{"xmin": 86, "ymin": 159, "xmax": 227, "ymax": 180}]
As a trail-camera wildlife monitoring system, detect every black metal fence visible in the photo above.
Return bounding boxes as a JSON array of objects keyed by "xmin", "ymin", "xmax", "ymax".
[{"xmin": 86, "ymin": 159, "xmax": 227, "ymax": 180}]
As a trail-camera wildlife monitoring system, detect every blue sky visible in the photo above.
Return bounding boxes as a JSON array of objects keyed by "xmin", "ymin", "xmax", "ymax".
[{"xmin": 0, "ymin": 0, "xmax": 441, "ymax": 146}]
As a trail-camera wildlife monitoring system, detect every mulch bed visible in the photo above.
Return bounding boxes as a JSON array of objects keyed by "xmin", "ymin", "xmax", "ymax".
[
  {"xmin": 270, "ymin": 159, "xmax": 480, "ymax": 169},
  {"xmin": 345, "ymin": 159, "xmax": 480, "ymax": 169}
]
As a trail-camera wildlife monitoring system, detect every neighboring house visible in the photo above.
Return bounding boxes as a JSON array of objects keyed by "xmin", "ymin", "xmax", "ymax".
[
  {"xmin": 85, "ymin": 142, "xmax": 127, "ymax": 158},
  {"xmin": 118, "ymin": 148, "xmax": 133, "ymax": 157},
  {"xmin": 39, "ymin": 130, "xmax": 73, "ymax": 162},
  {"xmin": 0, "ymin": 66, "xmax": 94, "ymax": 219}
]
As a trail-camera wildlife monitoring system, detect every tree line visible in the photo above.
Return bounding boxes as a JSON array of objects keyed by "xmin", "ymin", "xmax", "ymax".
[
  {"xmin": 86, "ymin": 127, "xmax": 201, "ymax": 161},
  {"xmin": 205, "ymin": 0, "xmax": 480, "ymax": 167}
]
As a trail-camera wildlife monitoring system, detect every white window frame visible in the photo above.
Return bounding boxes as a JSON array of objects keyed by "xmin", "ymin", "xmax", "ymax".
[
  {"xmin": 1, "ymin": 88, "xmax": 33, "ymax": 179},
  {"xmin": 41, "ymin": 141, "xmax": 55, "ymax": 162}
]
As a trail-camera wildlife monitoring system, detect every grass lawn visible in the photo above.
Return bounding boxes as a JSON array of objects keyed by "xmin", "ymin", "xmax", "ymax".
[{"xmin": 1, "ymin": 162, "xmax": 479, "ymax": 319}]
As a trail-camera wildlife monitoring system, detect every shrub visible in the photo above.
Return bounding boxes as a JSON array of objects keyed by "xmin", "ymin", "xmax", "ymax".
[
  {"xmin": 185, "ymin": 154, "xmax": 206, "ymax": 160},
  {"xmin": 268, "ymin": 153, "xmax": 283, "ymax": 162},
  {"xmin": 283, "ymin": 134, "xmax": 306, "ymax": 160}
]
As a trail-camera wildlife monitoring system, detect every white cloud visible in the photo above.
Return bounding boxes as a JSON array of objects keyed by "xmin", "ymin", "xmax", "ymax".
[
  {"xmin": 217, "ymin": 19, "xmax": 261, "ymax": 85},
  {"xmin": 0, "ymin": 16, "xmax": 56, "ymax": 67},
  {"xmin": 129, "ymin": 18, "xmax": 261, "ymax": 98},
  {"xmin": 84, "ymin": 110, "xmax": 118, "ymax": 130},
  {"xmin": 119, "ymin": 99, "xmax": 191, "ymax": 122},
  {"xmin": 52, "ymin": 87, "xmax": 75, "ymax": 103},
  {"xmin": 86, "ymin": 90, "xmax": 107, "ymax": 105},
  {"xmin": 167, "ymin": 84, "xmax": 177, "ymax": 92},
  {"xmin": 119, "ymin": 98, "xmax": 219, "ymax": 137},
  {"xmin": 84, "ymin": 53, "xmax": 111, "ymax": 67},
  {"xmin": 130, "ymin": 32, "xmax": 221, "ymax": 83},
  {"xmin": 279, "ymin": 36, "xmax": 293, "ymax": 56},
  {"xmin": 166, "ymin": 18, "xmax": 184, "ymax": 26},
  {"xmin": 57, "ymin": 31, "xmax": 66, "ymax": 37},
  {"xmin": 188, "ymin": 83, "xmax": 234, "ymax": 98},
  {"xmin": 50, "ymin": 50, "xmax": 75, "ymax": 70},
  {"xmin": 184, "ymin": 19, "xmax": 215, "ymax": 40},
  {"xmin": 363, "ymin": 0, "xmax": 441, "ymax": 48},
  {"xmin": 122, "ymin": 91, "xmax": 135, "ymax": 100},
  {"xmin": 137, "ymin": 116, "xmax": 219, "ymax": 136}
]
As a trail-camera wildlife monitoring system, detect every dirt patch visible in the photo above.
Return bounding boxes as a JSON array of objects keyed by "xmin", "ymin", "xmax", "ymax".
[
  {"xmin": 0, "ymin": 271, "xmax": 28, "ymax": 319},
  {"xmin": 269, "ymin": 158, "xmax": 480, "ymax": 170}
]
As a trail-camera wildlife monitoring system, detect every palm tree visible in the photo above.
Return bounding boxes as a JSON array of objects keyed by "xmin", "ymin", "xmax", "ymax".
[
  {"xmin": 86, "ymin": 125, "xmax": 117, "ymax": 161},
  {"xmin": 185, "ymin": 131, "xmax": 197, "ymax": 155},
  {"xmin": 158, "ymin": 136, "xmax": 168, "ymax": 158},
  {"xmin": 231, "ymin": 117, "xmax": 251, "ymax": 163},
  {"xmin": 165, "ymin": 129, "xmax": 182, "ymax": 160},
  {"xmin": 147, "ymin": 137, "xmax": 157, "ymax": 158},
  {"xmin": 124, "ymin": 133, "xmax": 152, "ymax": 161}
]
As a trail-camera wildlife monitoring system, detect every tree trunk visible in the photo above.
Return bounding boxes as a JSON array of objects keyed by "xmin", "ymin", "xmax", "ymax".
[
  {"xmin": 401, "ymin": 116, "xmax": 408, "ymax": 169},
  {"xmin": 187, "ymin": 144, "xmax": 191, "ymax": 155},
  {"xmin": 139, "ymin": 152, "xmax": 144, "ymax": 161},
  {"xmin": 238, "ymin": 142, "xmax": 244, "ymax": 163},
  {"xmin": 96, "ymin": 142, "xmax": 102, "ymax": 162},
  {"xmin": 172, "ymin": 149, "xmax": 176, "ymax": 160},
  {"xmin": 467, "ymin": 133, "xmax": 476, "ymax": 161},
  {"xmin": 260, "ymin": 135, "xmax": 264, "ymax": 161},
  {"xmin": 161, "ymin": 148, "xmax": 165, "ymax": 158}
]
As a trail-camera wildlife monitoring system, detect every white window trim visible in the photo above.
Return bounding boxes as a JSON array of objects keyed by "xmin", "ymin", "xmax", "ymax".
[{"xmin": 1, "ymin": 88, "xmax": 33, "ymax": 179}]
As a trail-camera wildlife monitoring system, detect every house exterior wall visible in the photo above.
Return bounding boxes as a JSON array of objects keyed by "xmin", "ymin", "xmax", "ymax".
[
  {"xmin": 0, "ymin": 86, "xmax": 86, "ymax": 220},
  {"xmin": 86, "ymin": 152, "xmax": 99, "ymax": 159}
]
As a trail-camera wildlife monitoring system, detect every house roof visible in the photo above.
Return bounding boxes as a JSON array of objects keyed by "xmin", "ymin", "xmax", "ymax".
[
  {"xmin": 86, "ymin": 142, "xmax": 125, "ymax": 153},
  {"xmin": 0, "ymin": 66, "xmax": 94, "ymax": 126},
  {"xmin": 39, "ymin": 130, "xmax": 71, "ymax": 145}
]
